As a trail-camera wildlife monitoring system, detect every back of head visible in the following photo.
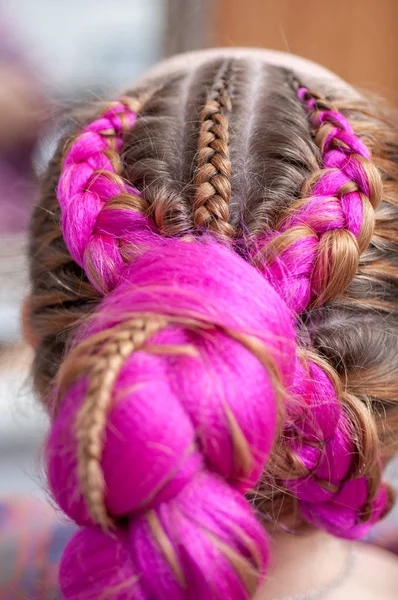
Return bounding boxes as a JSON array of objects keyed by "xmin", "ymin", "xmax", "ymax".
[{"xmin": 28, "ymin": 49, "xmax": 398, "ymax": 599}]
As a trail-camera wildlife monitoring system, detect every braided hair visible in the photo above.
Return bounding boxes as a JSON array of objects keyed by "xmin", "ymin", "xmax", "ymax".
[
  {"xmin": 28, "ymin": 55, "xmax": 398, "ymax": 599},
  {"xmin": 193, "ymin": 61, "xmax": 234, "ymax": 238}
]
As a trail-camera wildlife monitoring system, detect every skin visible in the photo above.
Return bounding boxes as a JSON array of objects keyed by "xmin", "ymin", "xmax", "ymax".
[{"xmin": 23, "ymin": 48, "xmax": 398, "ymax": 599}]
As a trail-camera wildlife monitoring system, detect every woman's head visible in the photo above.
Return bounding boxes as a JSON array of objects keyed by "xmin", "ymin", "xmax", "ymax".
[{"xmin": 28, "ymin": 49, "xmax": 398, "ymax": 598}]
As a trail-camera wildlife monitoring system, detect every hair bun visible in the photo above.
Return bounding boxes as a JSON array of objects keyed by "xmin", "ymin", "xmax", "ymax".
[{"xmin": 47, "ymin": 238, "xmax": 296, "ymax": 598}]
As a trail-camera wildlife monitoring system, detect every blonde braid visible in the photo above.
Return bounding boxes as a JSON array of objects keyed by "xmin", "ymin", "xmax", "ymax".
[{"xmin": 194, "ymin": 63, "xmax": 234, "ymax": 239}]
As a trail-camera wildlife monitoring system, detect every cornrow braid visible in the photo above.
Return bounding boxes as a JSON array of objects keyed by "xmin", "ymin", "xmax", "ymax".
[
  {"xmin": 253, "ymin": 85, "xmax": 383, "ymax": 313},
  {"xmin": 193, "ymin": 61, "xmax": 235, "ymax": 239},
  {"xmin": 57, "ymin": 96, "xmax": 154, "ymax": 295},
  {"xmin": 247, "ymin": 82, "xmax": 390, "ymax": 535},
  {"xmin": 270, "ymin": 350, "xmax": 391, "ymax": 538}
]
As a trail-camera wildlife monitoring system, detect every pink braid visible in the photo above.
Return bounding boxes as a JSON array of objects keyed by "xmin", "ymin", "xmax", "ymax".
[
  {"xmin": 282, "ymin": 357, "xmax": 389, "ymax": 539},
  {"xmin": 47, "ymin": 238, "xmax": 297, "ymax": 599},
  {"xmin": 254, "ymin": 87, "xmax": 383, "ymax": 314},
  {"xmin": 57, "ymin": 97, "xmax": 157, "ymax": 295},
  {"xmin": 253, "ymin": 87, "xmax": 389, "ymax": 538}
]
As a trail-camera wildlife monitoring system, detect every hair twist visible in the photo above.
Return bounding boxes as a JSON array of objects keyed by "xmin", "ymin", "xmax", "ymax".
[
  {"xmin": 254, "ymin": 87, "xmax": 383, "ymax": 313},
  {"xmin": 193, "ymin": 63, "xmax": 234, "ymax": 239}
]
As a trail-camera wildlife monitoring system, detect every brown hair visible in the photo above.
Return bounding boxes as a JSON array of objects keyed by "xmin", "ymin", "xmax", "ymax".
[{"xmin": 28, "ymin": 55, "xmax": 398, "ymax": 528}]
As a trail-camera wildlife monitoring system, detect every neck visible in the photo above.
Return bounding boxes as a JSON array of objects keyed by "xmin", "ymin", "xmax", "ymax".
[{"xmin": 257, "ymin": 529, "xmax": 351, "ymax": 600}]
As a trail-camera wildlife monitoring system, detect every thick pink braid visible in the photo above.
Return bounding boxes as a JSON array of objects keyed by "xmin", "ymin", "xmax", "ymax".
[
  {"xmin": 255, "ymin": 87, "xmax": 383, "ymax": 314},
  {"xmin": 52, "ymin": 101, "xmax": 294, "ymax": 598}
]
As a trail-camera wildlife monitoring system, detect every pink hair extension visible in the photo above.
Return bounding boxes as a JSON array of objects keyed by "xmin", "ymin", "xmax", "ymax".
[
  {"xmin": 57, "ymin": 98, "xmax": 157, "ymax": 295},
  {"xmin": 252, "ymin": 88, "xmax": 388, "ymax": 538},
  {"xmin": 48, "ymin": 97, "xmax": 389, "ymax": 599},
  {"xmin": 283, "ymin": 358, "xmax": 389, "ymax": 539},
  {"xmin": 47, "ymin": 238, "xmax": 297, "ymax": 599},
  {"xmin": 254, "ymin": 87, "xmax": 382, "ymax": 314}
]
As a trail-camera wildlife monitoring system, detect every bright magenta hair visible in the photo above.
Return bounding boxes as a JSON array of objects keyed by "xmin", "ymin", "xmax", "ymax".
[
  {"xmin": 254, "ymin": 88, "xmax": 381, "ymax": 313},
  {"xmin": 44, "ymin": 88, "xmax": 389, "ymax": 599}
]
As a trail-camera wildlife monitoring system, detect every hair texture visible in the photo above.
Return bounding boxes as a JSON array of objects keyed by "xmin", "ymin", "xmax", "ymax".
[
  {"xmin": 28, "ymin": 56, "xmax": 398, "ymax": 599},
  {"xmin": 193, "ymin": 61, "xmax": 234, "ymax": 238},
  {"xmin": 253, "ymin": 86, "xmax": 382, "ymax": 312}
]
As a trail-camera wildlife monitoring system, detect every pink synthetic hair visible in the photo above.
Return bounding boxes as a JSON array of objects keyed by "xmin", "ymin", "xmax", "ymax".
[
  {"xmin": 48, "ymin": 238, "xmax": 295, "ymax": 599},
  {"xmin": 255, "ymin": 87, "xmax": 381, "ymax": 313},
  {"xmin": 57, "ymin": 98, "xmax": 155, "ymax": 295},
  {"xmin": 45, "ymin": 89, "xmax": 389, "ymax": 599}
]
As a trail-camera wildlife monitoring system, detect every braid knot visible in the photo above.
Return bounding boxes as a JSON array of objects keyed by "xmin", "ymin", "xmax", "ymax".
[
  {"xmin": 47, "ymin": 239, "xmax": 296, "ymax": 599},
  {"xmin": 47, "ymin": 80, "xmax": 392, "ymax": 600}
]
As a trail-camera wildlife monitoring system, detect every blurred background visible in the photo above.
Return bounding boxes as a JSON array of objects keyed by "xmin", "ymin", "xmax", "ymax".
[{"xmin": 0, "ymin": 0, "xmax": 397, "ymax": 511}]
